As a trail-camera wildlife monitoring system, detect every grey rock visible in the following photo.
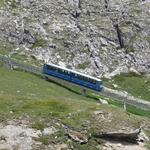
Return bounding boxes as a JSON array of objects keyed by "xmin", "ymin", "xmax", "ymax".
[
  {"xmin": 0, "ymin": 0, "xmax": 149, "ymax": 77},
  {"xmin": 93, "ymin": 128, "xmax": 141, "ymax": 143},
  {"xmin": 99, "ymin": 98, "xmax": 108, "ymax": 104},
  {"xmin": 66, "ymin": 130, "xmax": 88, "ymax": 144},
  {"xmin": 42, "ymin": 127, "xmax": 57, "ymax": 136}
]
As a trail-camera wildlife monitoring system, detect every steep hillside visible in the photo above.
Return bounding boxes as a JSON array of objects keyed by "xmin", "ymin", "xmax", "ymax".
[
  {"xmin": 0, "ymin": 1, "xmax": 150, "ymax": 149},
  {"xmin": 0, "ymin": 0, "xmax": 150, "ymax": 77},
  {"xmin": 0, "ymin": 67, "xmax": 150, "ymax": 149}
]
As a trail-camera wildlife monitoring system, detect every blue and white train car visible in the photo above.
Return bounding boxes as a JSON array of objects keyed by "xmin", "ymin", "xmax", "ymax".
[{"xmin": 43, "ymin": 64, "xmax": 103, "ymax": 92}]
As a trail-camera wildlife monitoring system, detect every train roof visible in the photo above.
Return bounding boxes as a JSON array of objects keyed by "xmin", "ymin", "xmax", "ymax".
[{"xmin": 45, "ymin": 63, "xmax": 102, "ymax": 82}]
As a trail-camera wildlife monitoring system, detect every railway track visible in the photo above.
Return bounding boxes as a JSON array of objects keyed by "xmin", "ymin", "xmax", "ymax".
[
  {"xmin": 0, "ymin": 54, "xmax": 42, "ymax": 75},
  {"xmin": 101, "ymin": 87, "xmax": 150, "ymax": 111}
]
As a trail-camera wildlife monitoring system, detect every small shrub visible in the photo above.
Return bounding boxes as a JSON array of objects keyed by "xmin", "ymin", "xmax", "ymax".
[
  {"xmin": 78, "ymin": 62, "xmax": 90, "ymax": 69},
  {"xmin": 31, "ymin": 122, "xmax": 45, "ymax": 131},
  {"xmin": 31, "ymin": 38, "xmax": 47, "ymax": 49}
]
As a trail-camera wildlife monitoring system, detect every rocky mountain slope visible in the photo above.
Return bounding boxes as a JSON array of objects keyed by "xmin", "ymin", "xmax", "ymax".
[{"xmin": 0, "ymin": 0, "xmax": 150, "ymax": 77}]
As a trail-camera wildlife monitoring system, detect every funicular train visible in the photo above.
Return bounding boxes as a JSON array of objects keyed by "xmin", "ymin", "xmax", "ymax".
[{"xmin": 43, "ymin": 64, "xmax": 103, "ymax": 92}]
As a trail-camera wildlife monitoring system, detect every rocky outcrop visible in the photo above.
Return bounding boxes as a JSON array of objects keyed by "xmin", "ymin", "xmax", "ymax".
[
  {"xmin": 93, "ymin": 129, "xmax": 141, "ymax": 143},
  {"xmin": 0, "ymin": 0, "xmax": 150, "ymax": 77},
  {"xmin": 66, "ymin": 130, "xmax": 88, "ymax": 144}
]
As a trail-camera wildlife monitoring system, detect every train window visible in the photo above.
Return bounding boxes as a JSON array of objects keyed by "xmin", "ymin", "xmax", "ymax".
[
  {"xmin": 83, "ymin": 77, "xmax": 88, "ymax": 82},
  {"xmin": 92, "ymin": 79, "xmax": 96, "ymax": 84},
  {"xmin": 88, "ymin": 78, "xmax": 96, "ymax": 84},
  {"xmin": 61, "ymin": 70, "xmax": 69, "ymax": 75},
  {"xmin": 58, "ymin": 68, "xmax": 63, "ymax": 73},
  {"xmin": 73, "ymin": 74, "xmax": 96, "ymax": 83},
  {"xmin": 79, "ymin": 75, "xmax": 82, "ymax": 80},
  {"xmin": 77, "ymin": 75, "xmax": 88, "ymax": 82},
  {"xmin": 47, "ymin": 65, "xmax": 56, "ymax": 71},
  {"xmin": 88, "ymin": 78, "xmax": 92, "ymax": 83},
  {"xmin": 64, "ymin": 70, "xmax": 68, "ymax": 75},
  {"xmin": 71, "ymin": 72, "xmax": 75, "ymax": 76}
]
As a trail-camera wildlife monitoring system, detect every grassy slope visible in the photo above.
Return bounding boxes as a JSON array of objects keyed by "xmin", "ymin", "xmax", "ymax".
[
  {"xmin": 0, "ymin": 67, "xmax": 97, "ymax": 120},
  {"xmin": 103, "ymin": 73, "xmax": 150, "ymax": 101},
  {"xmin": 0, "ymin": 67, "xmax": 150, "ymax": 121},
  {"xmin": 0, "ymin": 67, "xmax": 147, "ymax": 121},
  {"xmin": 0, "ymin": 67, "xmax": 150, "ymax": 149}
]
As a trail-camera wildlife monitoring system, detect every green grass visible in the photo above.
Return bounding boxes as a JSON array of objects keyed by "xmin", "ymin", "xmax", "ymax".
[
  {"xmin": 0, "ymin": 67, "xmax": 150, "ymax": 122},
  {"xmin": 0, "ymin": 67, "xmax": 101, "ymax": 121},
  {"xmin": 0, "ymin": 67, "xmax": 148, "ymax": 121},
  {"xmin": 0, "ymin": 67, "xmax": 150, "ymax": 149},
  {"xmin": 0, "ymin": 68, "xmax": 150, "ymax": 122},
  {"xmin": 31, "ymin": 37, "xmax": 47, "ymax": 49},
  {"xmin": 108, "ymin": 99, "xmax": 150, "ymax": 118},
  {"xmin": 77, "ymin": 62, "xmax": 90, "ymax": 69},
  {"xmin": 103, "ymin": 73, "xmax": 150, "ymax": 101},
  {"xmin": 0, "ymin": 0, "xmax": 5, "ymax": 7},
  {"xmin": 0, "ymin": 41, "xmax": 16, "ymax": 55},
  {"xmin": 0, "ymin": 0, "xmax": 18, "ymax": 8},
  {"xmin": 31, "ymin": 122, "xmax": 46, "ymax": 131},
  {"xmin": 10, "ymin": 53, "xmax": 43, "ymax": 66}
]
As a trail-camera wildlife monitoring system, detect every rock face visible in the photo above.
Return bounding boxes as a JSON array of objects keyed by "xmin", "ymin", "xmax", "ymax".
[
  {"xmin": 0, "ymin": 124, "xmax": 42, "ymax": 150},
  {"xmin": 66, "ymin": 130, "xmax": 88, "ymax": 144},
  {"xmin": 0, "ymin": 0, "xmax": 150, "ymax": 76},
  {"xmin": 93, "ymin": 128, "xmax": 141, "ymax": 143}
]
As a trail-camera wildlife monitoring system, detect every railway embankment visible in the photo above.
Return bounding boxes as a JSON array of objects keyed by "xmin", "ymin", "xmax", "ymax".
[
  {"xmin": 0, "ymin": 54, "xmax": 42, "ymax": 75},
  {"xmin": 101, "ymin": 87, "xmax": 150, "ymax": 111}
]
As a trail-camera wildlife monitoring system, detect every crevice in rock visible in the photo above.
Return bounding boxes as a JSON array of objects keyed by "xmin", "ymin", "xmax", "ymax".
[
  {"xmin": 78, "ymin": 0, "xmax": 82, "ymax": 9},
  {"xmin": 104, "ymin": 0, "xmax": 109, "ymax": 9},
  {"xmin": 94, "ymin": 61, "xmax": 100, "ymax": 69},
  {"xmin": 66, "ymin": 0, "xmax": 81, "ymax": 9},
  {"xmin": 85, "ymin": 44, "xmax": 91, "ymax": 53},
  {"xmin": 113, "ymin": 24, "xmax": 124, "ymax": 48},
  {"xmin": 85, "ymin": 44, "xmax": 100, "ymax": 69},
  {"xmin": 76, "ymin": 22, "xmax": 83, "ymax": 31},
  {"xmin": 129, "ymin": 53, "xmax": 137, "ymax": 63},
  {"xmin": 9, "ymin": 32, "xmax": 20, "ymax": 39},
  {"xmin": 19, "ymin": 29, "xmax": 35, "ymax": 45},
  {"xmin": 71, "ymin": 10, "xmax": 81, "ymax": 19}
]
